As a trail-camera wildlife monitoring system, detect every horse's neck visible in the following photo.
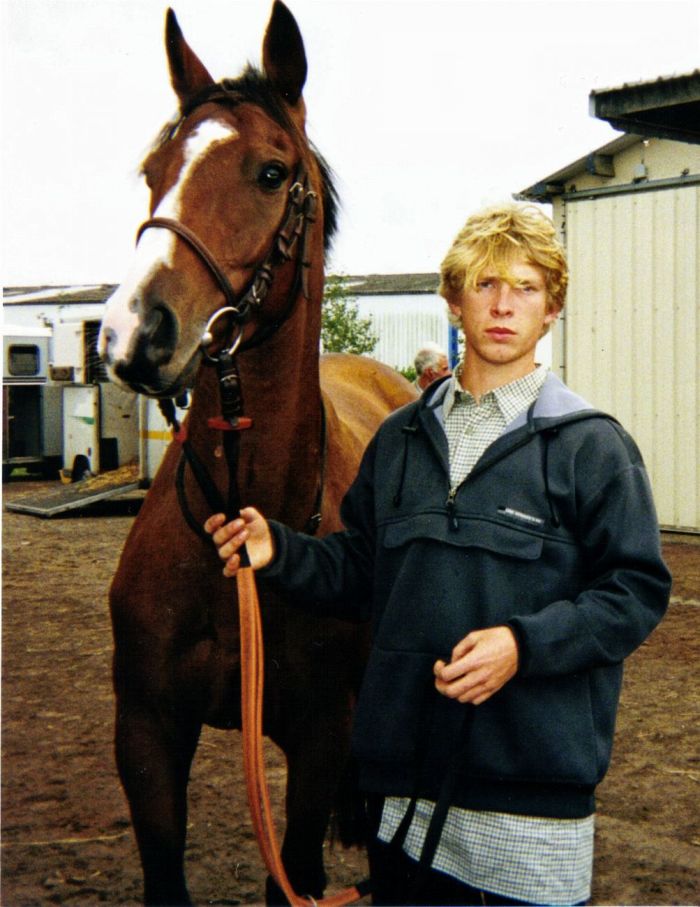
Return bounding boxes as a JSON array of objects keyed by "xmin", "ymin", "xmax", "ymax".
[{"xmin": 187, "ymin": 295, "xmax": 324, "ymax": 527}]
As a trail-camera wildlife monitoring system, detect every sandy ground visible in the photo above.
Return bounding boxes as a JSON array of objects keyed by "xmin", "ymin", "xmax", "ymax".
[{"xmin": 2, "ymin": 478, "xmax": 699, "ymax": 906}]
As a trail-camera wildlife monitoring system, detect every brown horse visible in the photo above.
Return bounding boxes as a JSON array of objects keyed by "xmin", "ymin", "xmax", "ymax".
[{"xmin": 99, "ymin": 3, "xmax": 416, "ymax": 904}]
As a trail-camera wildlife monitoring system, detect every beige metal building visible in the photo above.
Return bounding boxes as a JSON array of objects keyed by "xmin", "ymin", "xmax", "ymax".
[{"xmin": 517, "ymin": 73, "xmax": 700, "ymax": 532}]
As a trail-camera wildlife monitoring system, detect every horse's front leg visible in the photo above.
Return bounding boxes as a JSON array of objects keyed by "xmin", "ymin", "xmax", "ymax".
[{"xmin": 115, "ymin": 699, "xmax": 202, "ymax": 906}]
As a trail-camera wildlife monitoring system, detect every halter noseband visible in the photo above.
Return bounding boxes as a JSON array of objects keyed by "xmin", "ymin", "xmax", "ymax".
[{"xmin": 135, "ymin": 162, "xmax": 318, "ymax": 361}]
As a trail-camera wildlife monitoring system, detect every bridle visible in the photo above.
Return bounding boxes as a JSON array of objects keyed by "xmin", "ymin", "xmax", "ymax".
[
  {"xmin": 137, "ymin": 86, "xmax": 329, "ymax": 542},
  {"xmin": 146, "ymin": 154, "xmax": 325, "ymax": 539},
  {"xmin": 136, "ymin": 162, "xmax": 318, "ymax": 361}
]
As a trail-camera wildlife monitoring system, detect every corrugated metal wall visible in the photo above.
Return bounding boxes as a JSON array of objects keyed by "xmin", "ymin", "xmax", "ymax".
[
  {"xmin": 356, "ymin": 294, "xmax": 452, "ymax": 370},
  {"xmin": 563, "ymin": 186, "xmax": 700, "ymax": 531}
]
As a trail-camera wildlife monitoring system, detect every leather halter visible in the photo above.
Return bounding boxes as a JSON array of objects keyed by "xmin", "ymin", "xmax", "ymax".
[
  {"xmin": 148, "ymin": 95, "xmax": 324, "ymax": 533},
  {"xmin": 136, "ymin": 163, "xmax": 318, "ymax": 358}
]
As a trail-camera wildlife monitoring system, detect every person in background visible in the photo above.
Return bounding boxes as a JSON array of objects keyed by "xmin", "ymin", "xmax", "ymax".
[
  {"xmin": 206, "ymin": 203, "xmax": 670, "ymax": 906},
  {"xmin": 413, "ymin": 341, "xmax": 451, "ymax": 391}
]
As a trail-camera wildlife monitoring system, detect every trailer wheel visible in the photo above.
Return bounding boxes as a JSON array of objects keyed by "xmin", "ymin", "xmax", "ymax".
[{"xmin": 70, "ymin": 455, "xmax": 92, "ymax": 482}]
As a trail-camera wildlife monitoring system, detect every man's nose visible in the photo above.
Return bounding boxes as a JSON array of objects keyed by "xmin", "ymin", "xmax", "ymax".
[{"xmin": 491, "ymin": 285, "xmax": 515, "ymax": 315}]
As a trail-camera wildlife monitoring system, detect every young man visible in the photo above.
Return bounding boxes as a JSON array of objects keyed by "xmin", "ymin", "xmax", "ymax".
[
  {"xmin": 206, "ymin": 204, "xmax": 670, "ymax": 906},
  {"xmin": 413, "ymin": 341, "xmax": 452, "ymax": 391}
]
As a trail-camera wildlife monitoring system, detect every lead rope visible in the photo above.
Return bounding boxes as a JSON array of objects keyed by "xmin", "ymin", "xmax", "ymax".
[
  {"xmin": 158, "ymin": 364, "xmax": 367, "ymax": 903},
  {"xmin": 237, "ymin": 565, "xmax": 370, "ymax": 906},
  {"xmin": 208, "ymin": 354, "xmax": 367, "ymax": 907}
]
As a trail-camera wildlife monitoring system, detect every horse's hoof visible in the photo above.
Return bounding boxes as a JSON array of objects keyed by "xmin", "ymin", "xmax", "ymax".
[
  {"xmin": 265, "ymin": 875, "xmax": 289, "ymax": 906},
  {"xmin": 265, "ymin": 874, "xmax": 326, "ymax": 906}
]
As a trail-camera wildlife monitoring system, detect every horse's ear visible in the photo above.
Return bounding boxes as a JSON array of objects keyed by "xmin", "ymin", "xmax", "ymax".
[
  {"xmin": 262, "ymin": 1, "xmax": 307, "ymax": 106},
  {"xmin": 165, "ymin": 8, "xmax": 215, "ymax": 108}
]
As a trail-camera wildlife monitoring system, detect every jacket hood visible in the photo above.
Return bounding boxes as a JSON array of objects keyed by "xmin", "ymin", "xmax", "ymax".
[{"xmin": 394, "ymin": 371, "xmax": 612, "ymax": 526}]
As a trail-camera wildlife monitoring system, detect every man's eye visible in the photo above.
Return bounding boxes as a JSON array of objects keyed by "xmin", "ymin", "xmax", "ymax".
[{"xmin": 257, "ymin": 163, "xmax": 288, "ymax": 190}]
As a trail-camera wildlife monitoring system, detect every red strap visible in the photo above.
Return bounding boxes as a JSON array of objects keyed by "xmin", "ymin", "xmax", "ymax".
[{"xmin": 208, "ymin": 416, "xmax": 253, "ymax": 432}]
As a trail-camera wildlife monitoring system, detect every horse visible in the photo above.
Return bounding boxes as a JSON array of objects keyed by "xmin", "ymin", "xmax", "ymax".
[{"xmin": 98, "ymin": 3, "xmax": 417, "ymax": 904}]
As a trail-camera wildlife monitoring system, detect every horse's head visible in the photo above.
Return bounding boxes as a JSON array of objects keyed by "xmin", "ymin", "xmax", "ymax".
[{"xmin": 100, "ymin": 1, "xmax": 336, "ymax": 398}]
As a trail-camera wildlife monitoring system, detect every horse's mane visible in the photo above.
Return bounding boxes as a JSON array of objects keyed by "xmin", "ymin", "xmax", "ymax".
[{"xmin": 143, "ymin": 66, "xmax": 339, "ymax": 256}]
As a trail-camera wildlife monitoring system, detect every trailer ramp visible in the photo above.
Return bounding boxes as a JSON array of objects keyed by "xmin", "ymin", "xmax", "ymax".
[{"xmin": 5, "ymin": 465, "xmax": 141, "ymax": 517}]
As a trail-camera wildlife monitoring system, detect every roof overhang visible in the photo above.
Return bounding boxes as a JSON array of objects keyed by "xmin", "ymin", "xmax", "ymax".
[
  {"xmin": 342, "ymin": 273, "xmax": 439, "ymax": 295},
  {"xmin": 590, "ymin": 71, "xmax": 700, "ymax": 145},
  {"xmin": 515, "ymin": 134, "xmax": 640, "ymax": 202}
]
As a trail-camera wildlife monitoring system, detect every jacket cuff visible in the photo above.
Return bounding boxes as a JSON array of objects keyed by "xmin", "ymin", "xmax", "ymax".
[
  {"xmin": 256, "ymin": 520, "xmax": 288, "ymax": 579},
  {"xmin": 506, "ymin": 619, "xmax": 529, "ymax": 676}
]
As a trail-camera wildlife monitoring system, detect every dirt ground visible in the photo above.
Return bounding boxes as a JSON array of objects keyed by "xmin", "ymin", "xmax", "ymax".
[{"xmin": 2, "ymin": 478, "xmax": 699, "ymax": 906}]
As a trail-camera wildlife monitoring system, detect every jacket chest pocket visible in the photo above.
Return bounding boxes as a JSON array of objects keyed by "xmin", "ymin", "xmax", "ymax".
[{"xmin": 381, "ymin": 513, "xmax": 545, "ymax": 561}]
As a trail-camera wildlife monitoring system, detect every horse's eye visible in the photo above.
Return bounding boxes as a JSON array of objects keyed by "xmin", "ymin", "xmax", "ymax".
[{"xmin": 258, "ymin": 162, "xmax": 288, "ymax": 191}]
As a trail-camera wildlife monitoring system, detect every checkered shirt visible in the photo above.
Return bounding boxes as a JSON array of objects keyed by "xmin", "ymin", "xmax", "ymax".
[
  {"xmin": 443, "ymin": 364, "xmax": 548, "ymax": 488},
  {"xmin": 378, "ymin": 365, "xmax": 595, "ymax": 905},
  {"xmin": 378, "ymin": 799, "xmax": 594, "ymax": 905}
]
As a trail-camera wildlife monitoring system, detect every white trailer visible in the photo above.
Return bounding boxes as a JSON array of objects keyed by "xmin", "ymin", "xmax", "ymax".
[
  {"xmin": 3, "ymin": 324, "xmax": 62, "ymax": 481},
  {"xmin": 3, "ymin": 287, "xmax": 186, "ymax": 515}
]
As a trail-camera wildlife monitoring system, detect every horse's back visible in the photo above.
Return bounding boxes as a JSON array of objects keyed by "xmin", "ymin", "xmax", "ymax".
[{"xmin": 320, "ymin": 353, "xmax": 417, "ymax": 445}]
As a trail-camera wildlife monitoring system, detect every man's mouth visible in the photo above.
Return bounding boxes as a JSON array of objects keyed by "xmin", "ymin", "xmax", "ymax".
[{"xmin": 486, "ymin": 327, "xmax": 516, "ymax": 337}]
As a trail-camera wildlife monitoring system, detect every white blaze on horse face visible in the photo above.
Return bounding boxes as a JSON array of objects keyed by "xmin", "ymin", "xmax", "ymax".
[
  {"xmin": 155, "ymin": 119, "xmax": 239, "ymax": 221},
  {"xmin": 101, "ymin": 120, "xmax": 239, "ymax": 367}
]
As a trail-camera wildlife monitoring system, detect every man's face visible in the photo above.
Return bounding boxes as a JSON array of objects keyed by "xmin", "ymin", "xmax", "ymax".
[{"xmin": 448, "ymin": 256, "xmax": 559, "ymax": 373}]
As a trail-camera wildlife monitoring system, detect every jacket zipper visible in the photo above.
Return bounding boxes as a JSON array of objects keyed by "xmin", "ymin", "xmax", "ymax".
[
  {"xmin": 444, "ymin": 428, "xmax": 543, "ymax": 532},
  {"xmin": 446, "ymin": 486, "xmax": 460, "ymax": 531}
]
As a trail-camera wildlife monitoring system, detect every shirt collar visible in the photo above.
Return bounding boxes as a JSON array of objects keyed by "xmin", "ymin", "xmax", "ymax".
[{"xmin": 443, "ymin": 363, "xmax": 548, "ymax": 423}]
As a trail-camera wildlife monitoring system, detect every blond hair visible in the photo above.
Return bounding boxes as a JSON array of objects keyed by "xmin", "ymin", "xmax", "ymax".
[{"xmin": 439, "ymin": 203, "xmax": 568, "ymax": 316}]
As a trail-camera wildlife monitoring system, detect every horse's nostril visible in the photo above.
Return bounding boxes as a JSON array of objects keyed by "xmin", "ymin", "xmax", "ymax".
[
  {"xmin": 100, "ymin": 326, "xmax": 116, "ymax": 364},
  {"xmin": 144, "ymin": 304, "xmax": 178, "ymax": 365}
]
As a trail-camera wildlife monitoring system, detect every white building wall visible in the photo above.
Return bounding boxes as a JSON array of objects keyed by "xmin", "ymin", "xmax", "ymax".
[
  {"xmin": 563, "ymin": 185, "xmax": 700, "ymax": 531},
  {"xmin": 356, "ymin": 293, "xmax": 452, "ymax": 370}
]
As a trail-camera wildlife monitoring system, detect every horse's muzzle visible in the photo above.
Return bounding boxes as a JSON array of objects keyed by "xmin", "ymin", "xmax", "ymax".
[{"xmin": 109, "ymin": 304, "xmax": 179, "ymax": 390}]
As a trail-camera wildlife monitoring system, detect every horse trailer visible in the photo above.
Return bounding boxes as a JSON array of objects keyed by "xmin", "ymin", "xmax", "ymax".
[
  {"xmin": 3, "ymin": 324, "xmax": 62, "ymax": 481},
  {"xmin": 2, "ymin": 287, "xmax": 185, "ymax": 493}
]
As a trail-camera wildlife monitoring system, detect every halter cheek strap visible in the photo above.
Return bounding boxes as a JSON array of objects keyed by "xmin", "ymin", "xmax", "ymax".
[{"xmin": 136, "ymin": 164, "xmax": 317, "ymax": 357}]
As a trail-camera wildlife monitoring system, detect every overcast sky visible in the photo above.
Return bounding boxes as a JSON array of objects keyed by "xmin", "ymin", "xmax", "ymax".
[{"xmin": 2, "ymin": 0, "xmax": 699, "ymax": 287}]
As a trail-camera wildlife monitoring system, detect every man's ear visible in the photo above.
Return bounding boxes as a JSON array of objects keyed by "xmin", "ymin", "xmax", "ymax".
[
  {"xmin": 447, "ymin": 298, "xmax": 463, "ymax": 320},
  {"xmin": 544, "ymin": 303, "xmax": 562, "ymax": 327}
]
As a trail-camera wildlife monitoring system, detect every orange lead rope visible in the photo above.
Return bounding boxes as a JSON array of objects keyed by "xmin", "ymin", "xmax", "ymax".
[{"xmin": 237, "ymin": 566, "xmax": 367, "ymax": 906}]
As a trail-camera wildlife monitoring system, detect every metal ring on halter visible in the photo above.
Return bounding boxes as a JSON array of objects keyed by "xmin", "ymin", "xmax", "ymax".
[
  {"xmin": 288, "ymin": 180, "xmax": 305, "ymax": 205},
  {"xmin": 200, "ymin": 307, "xmax": 245, "ymax": 363}
]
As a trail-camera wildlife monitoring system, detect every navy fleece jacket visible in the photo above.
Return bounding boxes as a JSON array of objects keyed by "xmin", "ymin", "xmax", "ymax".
[{"xmin": 260, "ymin": 373, "xmax": 671, "ymax": 818}]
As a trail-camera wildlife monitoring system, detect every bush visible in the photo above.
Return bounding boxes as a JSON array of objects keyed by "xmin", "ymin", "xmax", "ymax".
[{"xmin": 321, "ymin": 275, "xmax": 378, "ymax": 356}]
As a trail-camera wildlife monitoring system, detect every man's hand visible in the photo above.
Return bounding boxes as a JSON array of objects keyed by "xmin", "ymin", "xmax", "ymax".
[
  {"xmin": 434, "ymin": 626, "xmax": 519, "ymax": 706},
  {"xmin": 204, "ymin": 507, "xmax": 274, "ymax": 577}
]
